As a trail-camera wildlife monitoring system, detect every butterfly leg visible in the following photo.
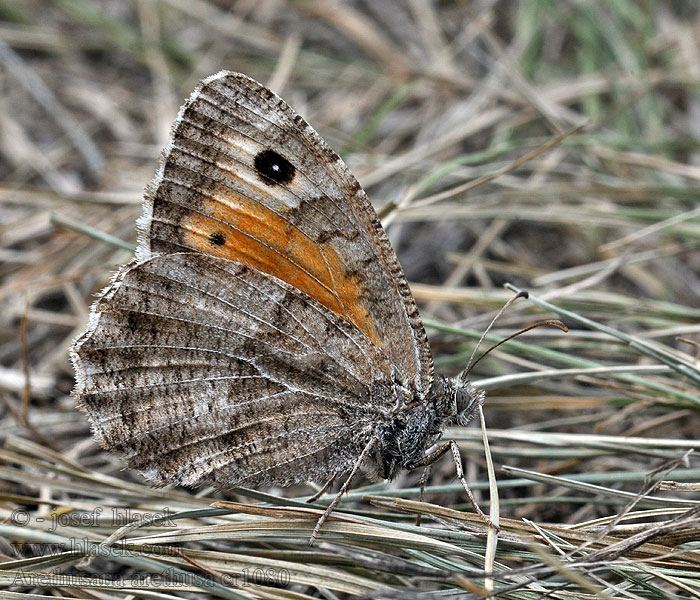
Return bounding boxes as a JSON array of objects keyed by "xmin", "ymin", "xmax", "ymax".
[
  {"xmin": 306, "ymin": 474, "xmax": 337, "ymax": 504},
  {"xmin": 416, "ymin": 465, "xmax": 431, "ymax": 527},
  {"xmin": 409, "ymin": 440, "xmax": 497, "ymax": 530},
  {"xmin": 409, "ymin": 442, "xmax": 452, "ymax": 527},
  {"xmin": 447, "ymin": 440, "xmax": 498, "ymax": 530},
  {"xmin": 410, "ymin": 441, "xmax": 452, "ymax": 469},
  {"xmin": 309, "ymin": 437, "xmax": 378, "ymax": 546}
]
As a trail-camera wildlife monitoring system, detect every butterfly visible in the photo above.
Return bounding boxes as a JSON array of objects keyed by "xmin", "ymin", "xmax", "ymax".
[{"xmin": 71, "ymin": 71, "xmax": 485, "ymax": 543}]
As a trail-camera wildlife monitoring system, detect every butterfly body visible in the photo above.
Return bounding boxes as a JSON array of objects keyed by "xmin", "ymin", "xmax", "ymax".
[
  {"xmin": 71, "ymin": 72, "xmax": 483, "ymax": 524},
  {"xmin": 370, "ymin": 375, "xmax": 480, "ymax": 480}
]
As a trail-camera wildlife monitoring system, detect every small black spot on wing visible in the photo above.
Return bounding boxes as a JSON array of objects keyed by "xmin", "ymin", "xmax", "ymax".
[
  {"xmin": 209, "ymin": 232, "xmax": 226, "ymax": 246},
  {"xmin": 254, "ymin": 149, "xmax": 295, "ymax": 186}
]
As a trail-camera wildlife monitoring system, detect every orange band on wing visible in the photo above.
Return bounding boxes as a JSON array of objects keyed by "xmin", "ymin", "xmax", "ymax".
[{"xmin": 180, "ymin": 191, "xmax": 380, "ymax": 346}]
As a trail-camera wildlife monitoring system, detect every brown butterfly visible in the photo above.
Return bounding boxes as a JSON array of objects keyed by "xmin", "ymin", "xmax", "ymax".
[{"xmin": 71, "ymin": 71, "xmax": 485, "ymax": 543}]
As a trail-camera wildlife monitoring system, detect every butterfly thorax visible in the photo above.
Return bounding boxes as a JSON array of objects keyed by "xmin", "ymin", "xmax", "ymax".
[
  {"xmin": 373, "ymin": 375, "xmax": 484, "ymax": 480},
  {"xmin": 373, "ymin": 402, "xmax": 444, "ymax": 480}
]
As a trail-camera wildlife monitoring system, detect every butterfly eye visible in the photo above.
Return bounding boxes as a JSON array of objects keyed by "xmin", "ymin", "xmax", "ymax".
[{"xmin": 254, "ymin": 149, "xmax": 295, "ymax": 185}]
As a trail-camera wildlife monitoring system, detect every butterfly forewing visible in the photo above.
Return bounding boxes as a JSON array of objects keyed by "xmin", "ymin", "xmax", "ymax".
[{"xmin": 140, "ymin": 71, "xmax": 433, "ymax": 394}]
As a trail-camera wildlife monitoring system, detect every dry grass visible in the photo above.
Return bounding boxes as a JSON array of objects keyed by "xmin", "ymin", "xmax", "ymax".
[{"xmin": 1, "ymin": 1, "xmax": 699, "ymax": 599}]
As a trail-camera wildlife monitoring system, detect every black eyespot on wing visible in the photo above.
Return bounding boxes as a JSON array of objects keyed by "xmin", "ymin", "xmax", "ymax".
[
  {"xmin": 254, "ymin": 149, "xmax": 295, "ymax": 185},
  {"xmin": 209, "ymin": 232, "xmax": 226, "ymax": 246}
]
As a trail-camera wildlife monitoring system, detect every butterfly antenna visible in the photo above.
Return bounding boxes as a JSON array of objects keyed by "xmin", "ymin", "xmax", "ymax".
[
  {"xmin": 459, "ymin": 290, "xmax": 529, "ymax": 382},
  {"xmin": 464, "ymin": 319, "xmax": 568, "ymax": 377},
  {"xmin": 459, "ymin": 291, "xmax": 569, "ymax": 380}
]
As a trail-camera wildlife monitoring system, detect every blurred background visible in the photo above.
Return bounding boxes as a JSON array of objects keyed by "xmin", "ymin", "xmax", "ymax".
[{"xmin": 1, "ymin": 1, "xmax": 699, "ymax": 596}]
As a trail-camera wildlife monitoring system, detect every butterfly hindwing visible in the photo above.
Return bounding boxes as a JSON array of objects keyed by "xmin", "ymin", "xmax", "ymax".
[{"xmin": 72, "ymin": 253, "xmax": 397, "ymax": 487}]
